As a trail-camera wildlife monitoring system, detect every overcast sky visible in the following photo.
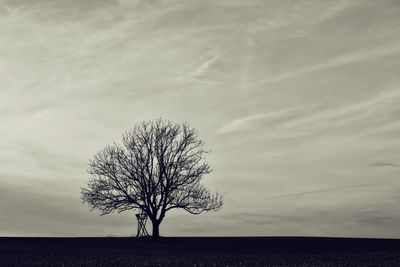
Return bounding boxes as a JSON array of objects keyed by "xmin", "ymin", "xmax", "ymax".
[{"xmin": 1, "ymin": 0, "xmax": 400, "ymax": 238}]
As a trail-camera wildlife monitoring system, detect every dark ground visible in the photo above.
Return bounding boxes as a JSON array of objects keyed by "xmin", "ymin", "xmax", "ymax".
[{"xmin": 1, "ymin": 236, "xmax": 400, "ymax": 266}]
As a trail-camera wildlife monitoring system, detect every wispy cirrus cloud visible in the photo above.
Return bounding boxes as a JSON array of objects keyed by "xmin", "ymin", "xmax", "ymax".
[
  {"xmin": 281, "ymin": 88, "xmax": 400, "ymax": 130},
  {"xmin": 253, "ymin": 41, "xmax": 400, "ymax": 86},
  {"xmin": 264, "ymin": 182, "xmax": 393, "ymax": 200},
  {"xmin": 217, "ymin": 107, "xmax": 299, "ymax": 134},
  {"xmin": 173, "ymin": 51, "xmax": 222, "ymax": 83},
  {"xmin": 217, "ymin": 87, "xmax": 400, "ymax": 138},
  {"xmin": 370, "ymin": 162, "xmax": 400, "ymax": 168}
]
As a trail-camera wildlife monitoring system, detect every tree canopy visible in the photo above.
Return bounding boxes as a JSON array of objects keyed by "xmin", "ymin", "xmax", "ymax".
[{"xmin": 81, "ymin": 119, "xmax": 223, "ymax": 237}]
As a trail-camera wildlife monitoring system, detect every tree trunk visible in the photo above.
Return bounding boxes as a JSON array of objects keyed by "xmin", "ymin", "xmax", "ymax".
[{"xmin": 152, "ymin": 220, "xmax": 160, "ymax": 238}]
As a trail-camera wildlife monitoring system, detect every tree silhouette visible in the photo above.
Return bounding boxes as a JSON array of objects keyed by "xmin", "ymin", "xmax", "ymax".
[{"xmin": 81, "ymin": 119, "xmax": 223, "ymax": 237}]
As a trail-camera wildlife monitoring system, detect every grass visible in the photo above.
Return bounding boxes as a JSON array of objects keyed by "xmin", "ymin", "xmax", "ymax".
[{"xmin": 1, "ymin": 236, "xmax": 400, "ymax": 266}]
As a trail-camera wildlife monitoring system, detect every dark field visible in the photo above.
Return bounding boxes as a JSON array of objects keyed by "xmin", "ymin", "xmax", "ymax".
[{"xmin": 1, "ymin": 237, "xmax": 400, "ymax": 266}]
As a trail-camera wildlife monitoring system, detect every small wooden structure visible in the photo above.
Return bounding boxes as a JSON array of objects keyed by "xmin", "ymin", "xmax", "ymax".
[{"xmin": 135, "ymin": 210, "xmax": 149, "ymax": 237}]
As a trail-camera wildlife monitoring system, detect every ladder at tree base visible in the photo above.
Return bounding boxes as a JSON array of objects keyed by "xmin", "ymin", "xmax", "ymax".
[{"xmin": 136, "ymin": 212, "xmax": 149, "ymax": 237}]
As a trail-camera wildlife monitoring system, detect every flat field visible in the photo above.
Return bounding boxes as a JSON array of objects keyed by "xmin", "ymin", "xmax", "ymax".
[{"xmin": 1, "ymin": 237, "xmax": 400, "ymax": 266}]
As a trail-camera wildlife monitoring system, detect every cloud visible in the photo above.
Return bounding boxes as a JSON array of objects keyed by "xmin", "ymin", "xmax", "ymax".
[
  {"xmin": 174, "ymin": 51, "xmax": 222, "ymax": 83},
  {"xmin": 0, "ymin": 185, "xmax": 136, "ymax": 236},
  {"xmin": 370, "ymin": 162, "xmax": 400, "ymax": 168},
  {"xmin": 287, "ymin": 0, "xmax": 353, "ymax": 37},
  {"xmin": 281, "ymin": 88, "xmax": 400, "ymax": 130},
  {"xmin": 216, "ymin": 86, "xmax": 400, "ymax": 141},
  {"xmin": 217, "ymin": 107, "xmax": 298, "ymax": 134},
  {"xmin": 356, "ymin": 209, "xmax": 400, "ymax": 225},
  {"xmin": 253, "ymin": 42, "xmax": 400, "ymax": 86},
  {"xmin": 264, "ymin": 182, "xmax": 391, "ymax": 200},
  {"xmin": 190, "ymin": 53, "xmax": 221, "ymax": 77}
]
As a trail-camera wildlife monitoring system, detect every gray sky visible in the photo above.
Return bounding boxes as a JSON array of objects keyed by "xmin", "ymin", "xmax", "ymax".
[{"xmin": 1, "ymin": 0, "xmax": 400, "ymax": 238}]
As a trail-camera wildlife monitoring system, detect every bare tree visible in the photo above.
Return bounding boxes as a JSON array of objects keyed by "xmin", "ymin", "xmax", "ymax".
[{"xmin": 81, "ymin": 119, "xmax": 223, "ymax": 237}]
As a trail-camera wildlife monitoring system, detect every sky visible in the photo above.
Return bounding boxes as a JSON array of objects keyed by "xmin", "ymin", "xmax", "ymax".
[{"xmin": 1, "ymin": 0, "xmax": 400, "ymax": 238}]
